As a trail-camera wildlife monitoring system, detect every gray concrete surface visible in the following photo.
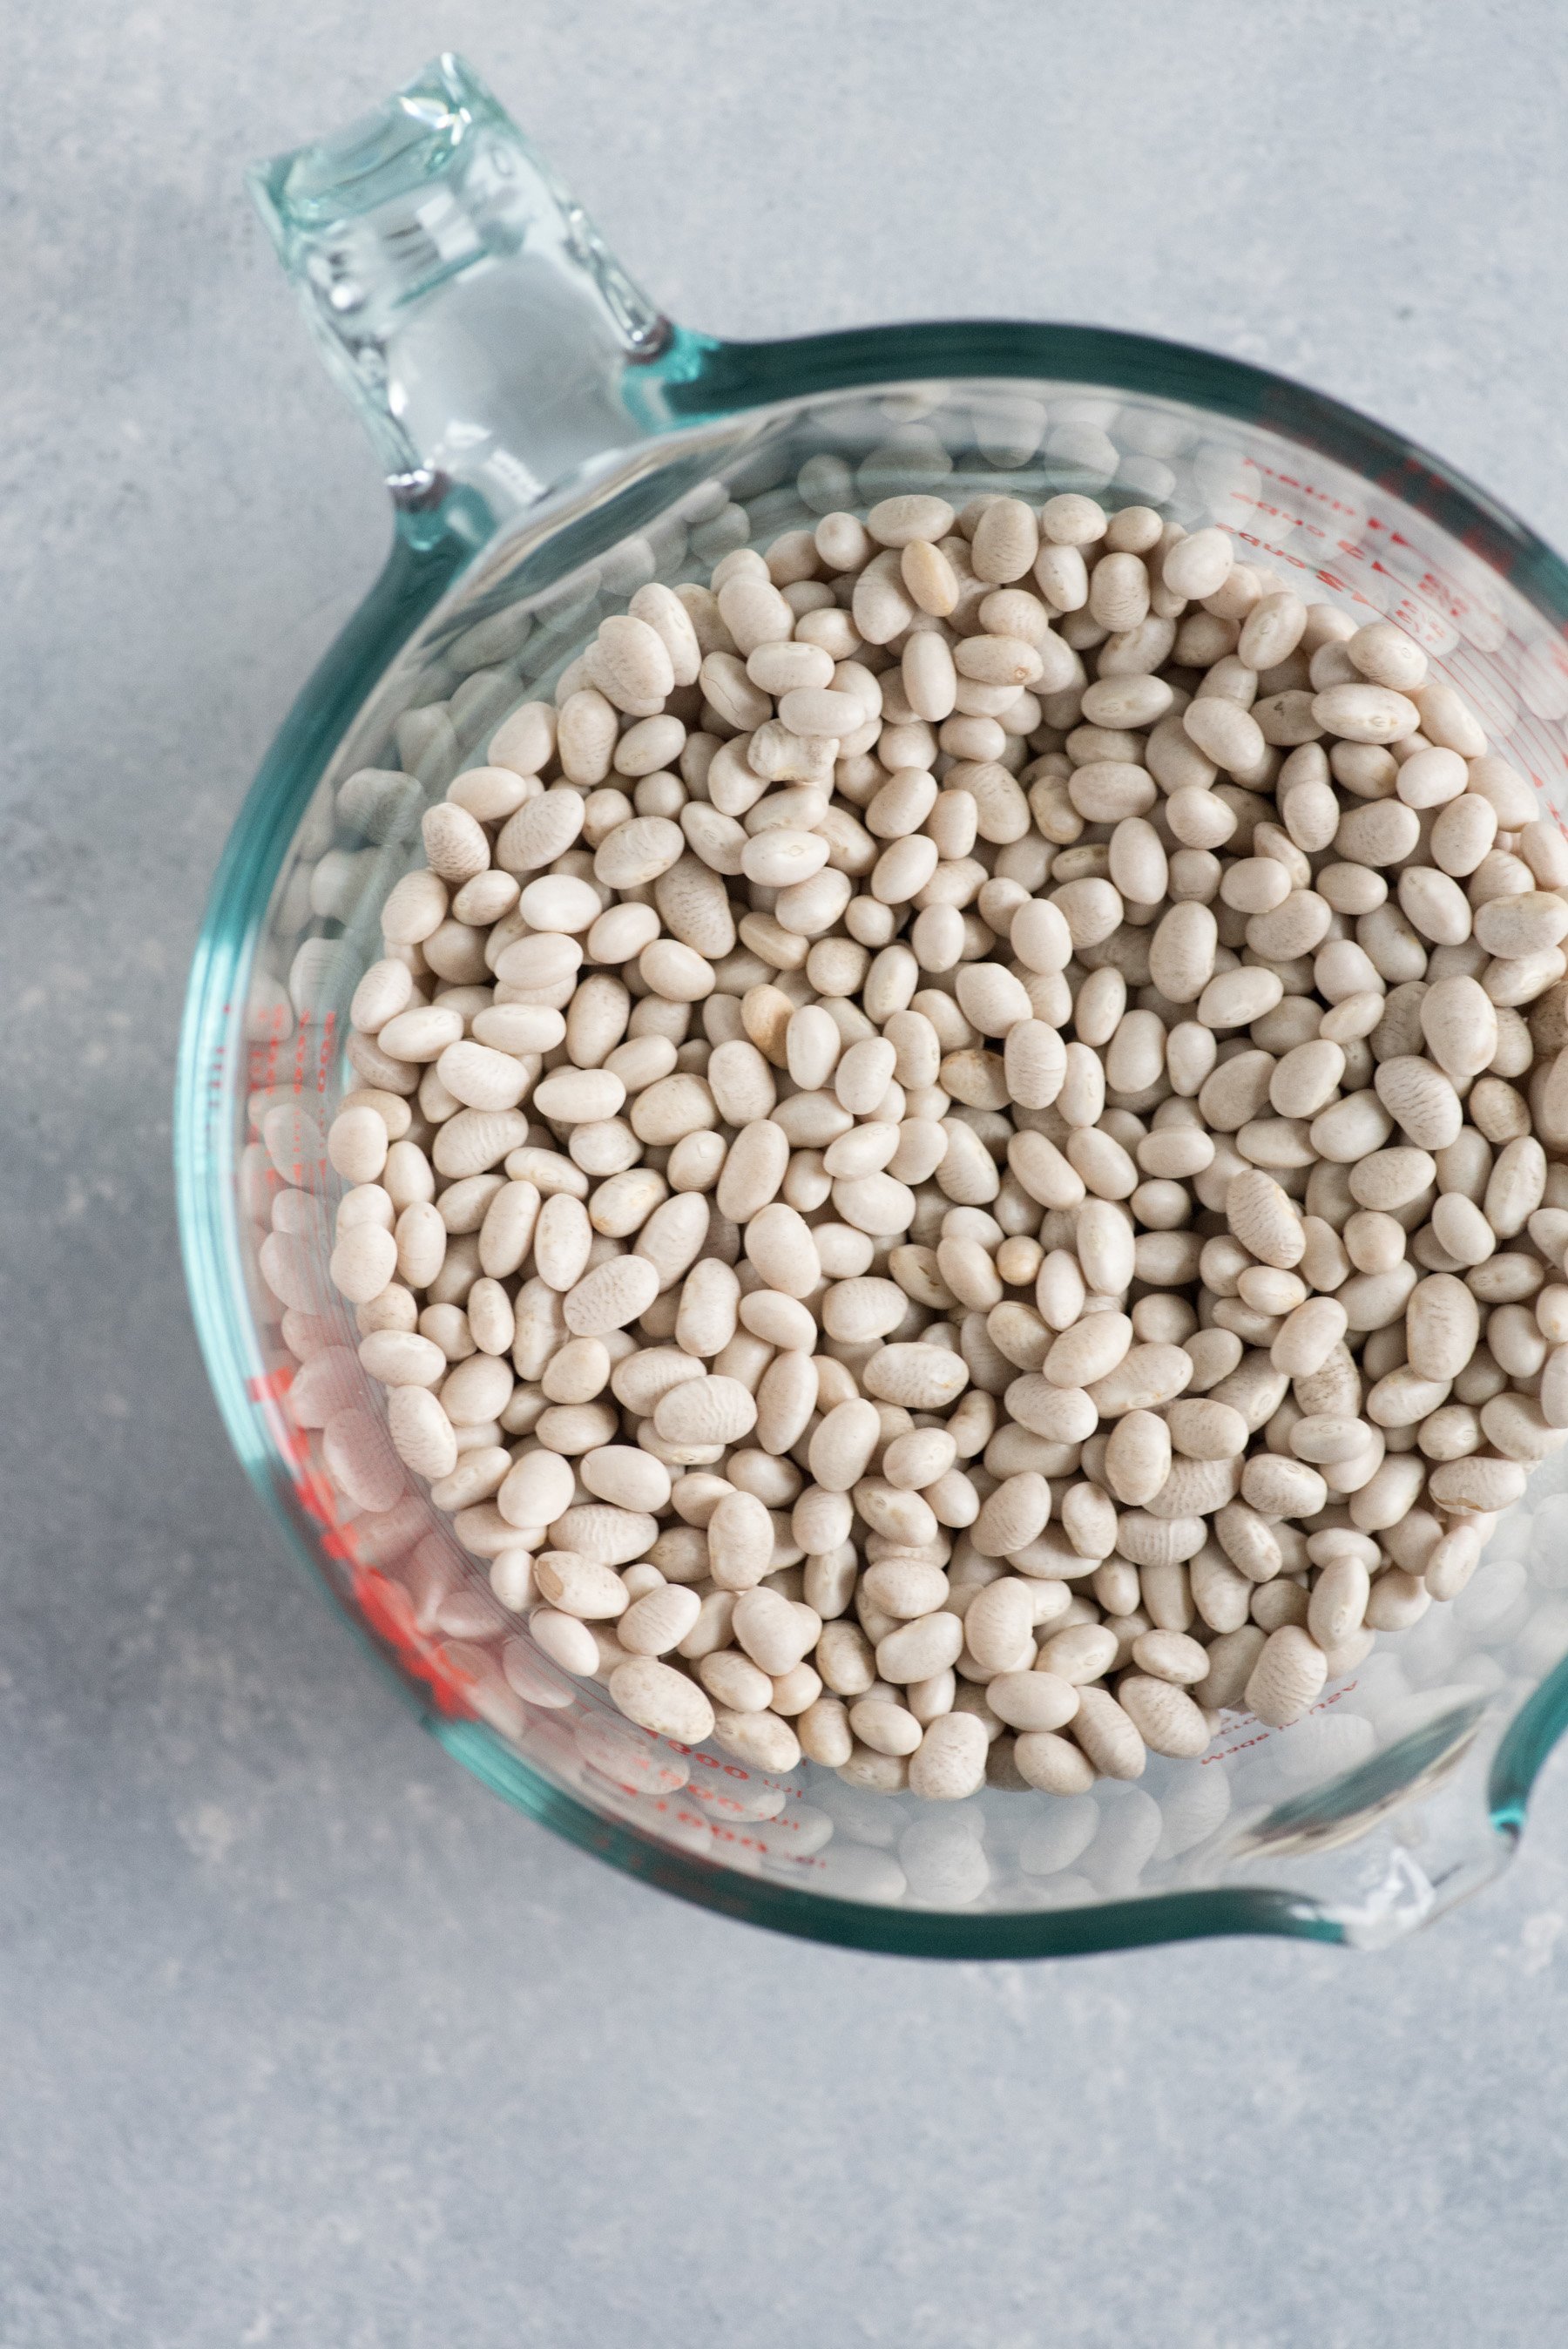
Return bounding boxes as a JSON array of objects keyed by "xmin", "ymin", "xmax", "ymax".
[{"xmin": 5, "ymin": 3, "xmax": 1568, "ymax": 2342}]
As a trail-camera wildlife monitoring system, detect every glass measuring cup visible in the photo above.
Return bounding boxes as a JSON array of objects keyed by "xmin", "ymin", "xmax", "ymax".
[{"xmin": 176, "ymin": 51, "xmax": 1568, "ymax": 1953}]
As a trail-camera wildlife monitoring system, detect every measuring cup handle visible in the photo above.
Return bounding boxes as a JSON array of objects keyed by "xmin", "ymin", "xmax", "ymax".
[{"xmin": 249, "ymin": 53, "xmax": 673, "ymax": 525}]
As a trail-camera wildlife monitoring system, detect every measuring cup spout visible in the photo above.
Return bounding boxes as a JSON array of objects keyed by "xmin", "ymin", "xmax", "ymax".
[{"xmin": 248, "ymin": 54, "xmax": 672, "ymax": 525}]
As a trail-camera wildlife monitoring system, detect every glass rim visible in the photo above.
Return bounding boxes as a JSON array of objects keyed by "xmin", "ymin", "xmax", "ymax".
[{"xmin": 176, "ymin": 312, "xmax": 1568, "ymax": 1958}]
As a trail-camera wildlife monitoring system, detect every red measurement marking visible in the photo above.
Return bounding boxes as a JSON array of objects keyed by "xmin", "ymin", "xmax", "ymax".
[
  {"xmin": 1254, "ymin": 465, "xmax": 1360, "ymax": 519},
  {"xmin": 247, "ymin": 999, "xmax": 293, "ymax": 1099},
  {"xmin": 629, "ymin": 1791, "xmax": 825, "ymax": 1865},
  {"xmin": 315, "ymin": 1010, "xmax": 337, "ymax": 1098},
  {"xmin": 756, "ymin": 1805, "xmax": 814, "ymax": 1839},
  {"xmin": 1200, "ymin": 1678, "xmax": 1362, "ymax": 1764},
  {"xmin": 1203, "ymin": 1728, "xmax": 1273, "ymax": 1765},
  {"xmin": 701, "ymin": 1822, "xmax": 767, "ymax": 1853},
  {"xmin": 294, "ymin": 1461, "xmax": 343, "ymax": 1528},
  {"xmin": 667, "ymin": 1740, "xmax": 803, "ymax": 1799},
  {"xmin": 351, "ymin": 1567, "xmax": 473, "ymax": 1716}
]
